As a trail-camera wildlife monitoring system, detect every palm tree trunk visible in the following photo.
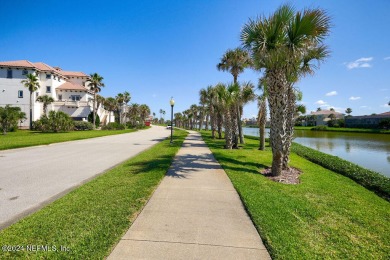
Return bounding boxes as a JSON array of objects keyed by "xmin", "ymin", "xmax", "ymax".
[
  {"xmin": 205, "ymin": 113, "xmax": 209, "ymax": 131},
  {"xmin": 258, "ymin": 99, "xmax": 267, "ymax": 150},
  {"xmin": 237, "ymin": 105, "xmax": 245, "ymax": 144},
  {"xmin": 93, "ymin": 92, "xmax": 97, "ymax": 128},
  {"xmin": 210, "ymin": 106, "xmax": 216, "ymax": 138},
  {"xmin": 266, "ymin": 70, "xmax": 288, "ymax": 176},
  {"xmin": 282, "ymin": 86, "xmax": 296, "ymax": 170},
  {"xmin": 224, "ymin": 110, "xmax": 233, "ymax": 149},
  {"xmin": 231, "ymin": 105, "xmax": 239, "ymax": 149},
  {"xmin": 29, "ymin": 91, "xmax": 33, "ymax": 130},
  {"xmin": 217, "ymin": 111, "xmax": 223, "ymax": 139}
]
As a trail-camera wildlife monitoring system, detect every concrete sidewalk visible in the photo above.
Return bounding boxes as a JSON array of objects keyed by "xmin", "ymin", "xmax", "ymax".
[{"xmin": 108, "ymin": 131, "xmax": 270, "ymax": 259}]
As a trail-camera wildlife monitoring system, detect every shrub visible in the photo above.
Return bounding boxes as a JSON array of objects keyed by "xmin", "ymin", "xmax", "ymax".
[
  {"xmin": 35, "ymin": 111, "xmax": 74, "ymax": 132},
  {"xmin": 0, "ymin": 105, "xmax": 26, "ymax": 134},
  {"xmin": 101, "ymin": 122, "xmax": 126, "ymax": 130},
  {"xmin": 74, "ymin": 121, "xmax": 94, "ymax": 131},
  {"xmin": 291, "ymin": 142, "xmax": 390, "ymax": 201},
  {"xmin": 88, "ymin": 112, "xmax": 100, "ymax": 127},
  {"xmin": 311, "ymin": 125, "xmax": 328, "ymax": 131}
]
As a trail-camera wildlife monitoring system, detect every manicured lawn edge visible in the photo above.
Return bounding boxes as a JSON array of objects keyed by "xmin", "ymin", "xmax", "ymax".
[
  {"xmin": 0, "ymin": 128, "xmax": 149, "ymax": 151},
  {"xmin": 0, "ymin": 129, "xmax": 188, "ymax": 259},
  {"xmin": 203, "ymin": 131, "xmax": 390, "ymax": 259},
  {"xmin": 244, "ymin": 135, "xmax": 390, "ymax": 201}
]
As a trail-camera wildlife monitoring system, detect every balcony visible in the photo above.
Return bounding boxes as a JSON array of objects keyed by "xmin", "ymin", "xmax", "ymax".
[{"xmin": 53, "ymin": 100, "xmax": 90, "ymax": 108}]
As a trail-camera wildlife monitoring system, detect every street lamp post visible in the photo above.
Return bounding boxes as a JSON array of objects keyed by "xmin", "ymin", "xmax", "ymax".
[{"xmin": 170, "ymin": 97, "xmax": 175, "ymax": 144}]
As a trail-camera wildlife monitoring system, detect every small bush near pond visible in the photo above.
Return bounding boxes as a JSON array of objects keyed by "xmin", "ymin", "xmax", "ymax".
[
  {"xmin": 311, "ymin": 125, "xmax": 328, "ymax": 131},
  {"xmin": 291, "ymin": 142, "xmax": 390, "ymax": 201},
  {"xmin": 101, "ymin": 122, "xmax": 126, "ymax": 130},
  {"xmin": 74, "ymin": 121, "xmax": 94, "ymax": 131}
]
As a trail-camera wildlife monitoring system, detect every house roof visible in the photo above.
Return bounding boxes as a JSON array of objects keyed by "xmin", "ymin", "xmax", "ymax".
[
  {"xmin": 0, "ymin": 60, "xmax": 36, "ymax": 68},
  {"xmin": 310, "ymin": 110, "xmax": 344, "ymax": 116},
  {"xmin": 59, "ymin": 71, "xmax": 88, "ymax": 77},
  {"xmin": 0, "ymin": 60, "xmax": 88, "ymax": 79},
  {"xmin": 57, "ymin": 82, "xmax": 87, "ymax": 91},
  {"xmin": 349, "ymin": 111, "xmax": 390, "ymax": 119}
]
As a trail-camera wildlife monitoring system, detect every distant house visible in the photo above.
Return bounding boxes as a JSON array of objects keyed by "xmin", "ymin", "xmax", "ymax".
[
  {"xmin": 0, "ymin": 60, "xmax": 113, "ymax": 128},
  {"xmin": 345, "ymin": 111, "xmax": 390, "ymax": 128},
  {"xmin": 306, "ymin": 110, "xmax": 345, "ymax": 126}
]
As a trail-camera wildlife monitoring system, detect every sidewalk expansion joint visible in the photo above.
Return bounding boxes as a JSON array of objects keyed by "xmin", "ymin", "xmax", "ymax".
[{"xmin": 122, "ymin": 238, "xmax": 263, "ymax": 251}]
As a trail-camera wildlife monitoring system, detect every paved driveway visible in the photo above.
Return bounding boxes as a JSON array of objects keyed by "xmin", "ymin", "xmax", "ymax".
[{"xmin": 0, "ymin": 125, "xmax": 170, "ymax": 229}]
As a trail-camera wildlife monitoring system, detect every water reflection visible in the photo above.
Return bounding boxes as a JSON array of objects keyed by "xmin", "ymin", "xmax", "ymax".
[{"xmin": 243, "ymin": 127, "xmax": 390, "ymax": 177}]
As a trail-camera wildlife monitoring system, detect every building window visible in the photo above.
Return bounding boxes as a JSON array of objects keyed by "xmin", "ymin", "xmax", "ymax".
[
  {"xmin": 18, "ymin": 90, "xmax": 23, "ymax": 98},
  {"xmin": 7, "ymin": 69, "xmax": 12, "ymax": 78},
  {"xmin": 22, "ymin": 69, "xmax": 28, "ymax": 75},
  {"xmin": 53, "ymin": 75, "xmax": 57, "ymax": 80},
  {"xmin": 58, "ymin": 94, "xmax": 62, "ymax": 101},
  {"xmin": 46, "ymin": 74, "xmax": 51, "ymax": 79},
  {"xmin": 46, "ymin": 86, "xmax": 51, "ymax": 93},
  {"xmin": 71, "ymin": 95, "xmax": 81, "ymax": 101}
]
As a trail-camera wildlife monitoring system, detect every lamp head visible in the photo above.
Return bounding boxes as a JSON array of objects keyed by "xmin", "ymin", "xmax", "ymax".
[{"xmin": 170, "ymin": 97, "xmax": 175, "ymax": 106}]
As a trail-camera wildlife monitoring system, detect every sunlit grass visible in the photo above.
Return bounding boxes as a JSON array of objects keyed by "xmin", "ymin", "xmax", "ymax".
[
  {"xmin": 0, "ymin": 129, "xmax": 188, "ymax": 259},
  {"xmin": 202, "ymin": 131, "xmax": 390, "ymax": 259},
  {"xmin": 0, "ymin": 129, "xmax": 141, "ymax": 150}
]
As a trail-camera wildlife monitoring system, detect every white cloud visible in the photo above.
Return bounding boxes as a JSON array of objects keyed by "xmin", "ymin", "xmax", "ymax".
[
  {"xmin": 315, "ymin": 100, "xmax": 327, "ymax": 106},
  {"xmin": 384, "ymin": 57, "xmax": 390, "ymax": 60},
  {"xmin": 325, "ymin": 91, "xmax": 337, "ymax": 96},
  {"xmin": 349, "ymin": 96, "xmax": 361, "ymax": 101},
  {"xmin": 381, "ymin": 103, "xmax": 390, "ymax": 108},
  {"xmin": 345, "ymin": 57, "xmax": 373, "ymax": 69}
]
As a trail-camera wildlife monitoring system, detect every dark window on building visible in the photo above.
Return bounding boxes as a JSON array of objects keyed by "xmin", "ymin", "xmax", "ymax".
[
  {"xmin": 46, "ymin": 86, "xmax": 51, "ymax": 93},
  {"xmin": 18, "ymin": 90, "xmax": 23, "ymax": 98},
  {"xmin": 53, "ymin": 75, "xmax": 57, "ymax": 80},
  {"xmin": 7, "ymin": 69, "xmax": 12, "ymax": 78},
  {"xmin": 71, "ymin": 95, "xmax": 81, "ymax": 101},
  {"xmin": 22, "ymin": 69, "xmax": 28, "ymax": 75},
  {"xmin": 58, "ymin": 94, "xmax": 62, "ymax": 101},
  {"xmin": 46, "ymin": 74, "xmax": 51, "ymax": 79}
]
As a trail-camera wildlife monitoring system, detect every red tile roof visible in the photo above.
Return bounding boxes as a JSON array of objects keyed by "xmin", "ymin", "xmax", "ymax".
[
  {"xmin": 0, "ymin": 60, "xmax": 88, "ymax": 79},
  {"xmin": 311, "ymin": 110, "xmax": 344, "ymax": 115},
  {"xmin": 0, "ymin": 60, "xmax": 36, "ymax": 68},
  {"xmin": 57, "ymin": 82, "xmax": 87, "ymax": 91},
  {"xmin": 59, "ymin": 71, "xmax": 88, "ymax": 77}
]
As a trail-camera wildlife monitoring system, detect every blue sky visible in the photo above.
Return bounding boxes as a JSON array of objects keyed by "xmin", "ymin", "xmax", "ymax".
[{"xmin": 1, "ymin": 0, "xmax": 389, "ymax": 118}]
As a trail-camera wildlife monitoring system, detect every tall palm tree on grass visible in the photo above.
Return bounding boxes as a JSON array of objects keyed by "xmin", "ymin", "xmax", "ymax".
[
  {"xmin": 21, "ymin": 73, "xmax": 40, "ymax": 130},
  {"xmin": 103, "ymin": 97, "xmax": 118, "ymax": 124},
  {"xmin": 87, "ymin": 73, "xmax": 105, "ymax": 129},
  {"xmin": 241, "ymin": 4, "xmax": 331, "ymax": 176}
]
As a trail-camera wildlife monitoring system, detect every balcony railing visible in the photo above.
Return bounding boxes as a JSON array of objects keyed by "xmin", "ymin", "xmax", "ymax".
[{"xmin": 53, "ymin": 100, "xmax": 90, "ymax": 107}]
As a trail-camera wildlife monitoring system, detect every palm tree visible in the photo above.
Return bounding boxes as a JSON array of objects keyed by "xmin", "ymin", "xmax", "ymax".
[
  {"xmin": 139, "ymin": 104, "xmax": 150, "ymax": 125},
  {"xmin": 217, "ymin": 48, "xmax": 252, "ymax": 145},
  {"xmin": 87, "ymin": 73, "xmax": 105, "ymax": 128},
  {"xmin": 128, "ymin": 103, "xmax": 140, "ymax": 126},
  {"xmin": 345, "ymin": 108, "xmax": 352, "ymax": 116},
  {"xmin": 103, "ymin": 97, "xmax": 117, "ymax": 123},
  {"xmin": 241, "ymin": 4, "xmax": 331, "ymax": 176},
  {"xmin": 317, "ymin": 107, "xmax": 322, "ymax": 112},
  {"xmin": 36, "ymin": 95, "xmax": 54, "ymax": 116},
  {"xmin": 21, "ymin": 73, "xmax": 40, "ymax": 129},
  {"xmin": 116, "ymin": 91, "xmax": 131, "ymax": 124}
]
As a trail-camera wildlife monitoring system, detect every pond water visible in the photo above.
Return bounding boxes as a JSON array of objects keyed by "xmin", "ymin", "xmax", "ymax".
[{"xmin": 243, "ymin": 127, "xmax": 390, "ymax": 177}]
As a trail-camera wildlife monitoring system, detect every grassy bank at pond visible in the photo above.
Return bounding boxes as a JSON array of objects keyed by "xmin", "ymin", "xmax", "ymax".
[
  {"xmin": 201, "ymin": 131, "xmax": 390, "ymax": 259},
  {"xmin": 0, "ymin": 129, "xmax": 187, "ymax": 259},
  {"xmin": 0, "ymin": 128, "xmax": 143, "ymax": 150},
  {"xmin": 294, "ymin": 126, "xmax": 390, "ymax": 134}
]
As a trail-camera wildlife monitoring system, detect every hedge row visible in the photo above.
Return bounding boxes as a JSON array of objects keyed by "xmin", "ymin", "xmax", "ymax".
[{"xmin": 291, "ymin": 142, "xmax": 390, "ymax": 201}]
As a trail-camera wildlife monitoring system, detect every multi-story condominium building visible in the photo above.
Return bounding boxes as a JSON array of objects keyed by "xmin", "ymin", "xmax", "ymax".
[{"xmin": 0, "ymin": 60, "xmax": 112, "ymax": 129}]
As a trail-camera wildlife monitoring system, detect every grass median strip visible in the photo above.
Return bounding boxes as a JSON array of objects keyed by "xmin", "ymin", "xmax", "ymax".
[
  {"xmin": 202, "ymin": 131, "xmax": 390, "ymax": 259},
  {"xmin": 0, "ymin": 129, "xmax": 187, "ymax": 259},
  {"xmin": 0, "ymin": 129, "xmax": 141, "ymax": 150}
]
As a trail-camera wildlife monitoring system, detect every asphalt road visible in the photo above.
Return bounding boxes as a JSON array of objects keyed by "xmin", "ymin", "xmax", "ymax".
[{"xmin": 0, "ymin": 125, "xmax": 170, "ymax": 230}]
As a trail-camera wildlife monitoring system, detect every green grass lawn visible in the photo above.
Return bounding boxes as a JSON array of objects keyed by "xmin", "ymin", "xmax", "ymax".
[
  {"xmin": 202, "ymin": 131, "xmax": 390, "ymax": 259},
  {"xmin": 0, "ymin": 129, "xmax": 188, "ymax": 259},
  {"xmin": 0, "ymin": 129, "xmax": 143, "ymax": 150}
]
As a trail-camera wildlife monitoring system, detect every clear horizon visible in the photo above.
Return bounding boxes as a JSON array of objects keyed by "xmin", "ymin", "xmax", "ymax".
[{"xmin": 1, "ymin": 0, "xmax": 389, "ymax": 118}]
